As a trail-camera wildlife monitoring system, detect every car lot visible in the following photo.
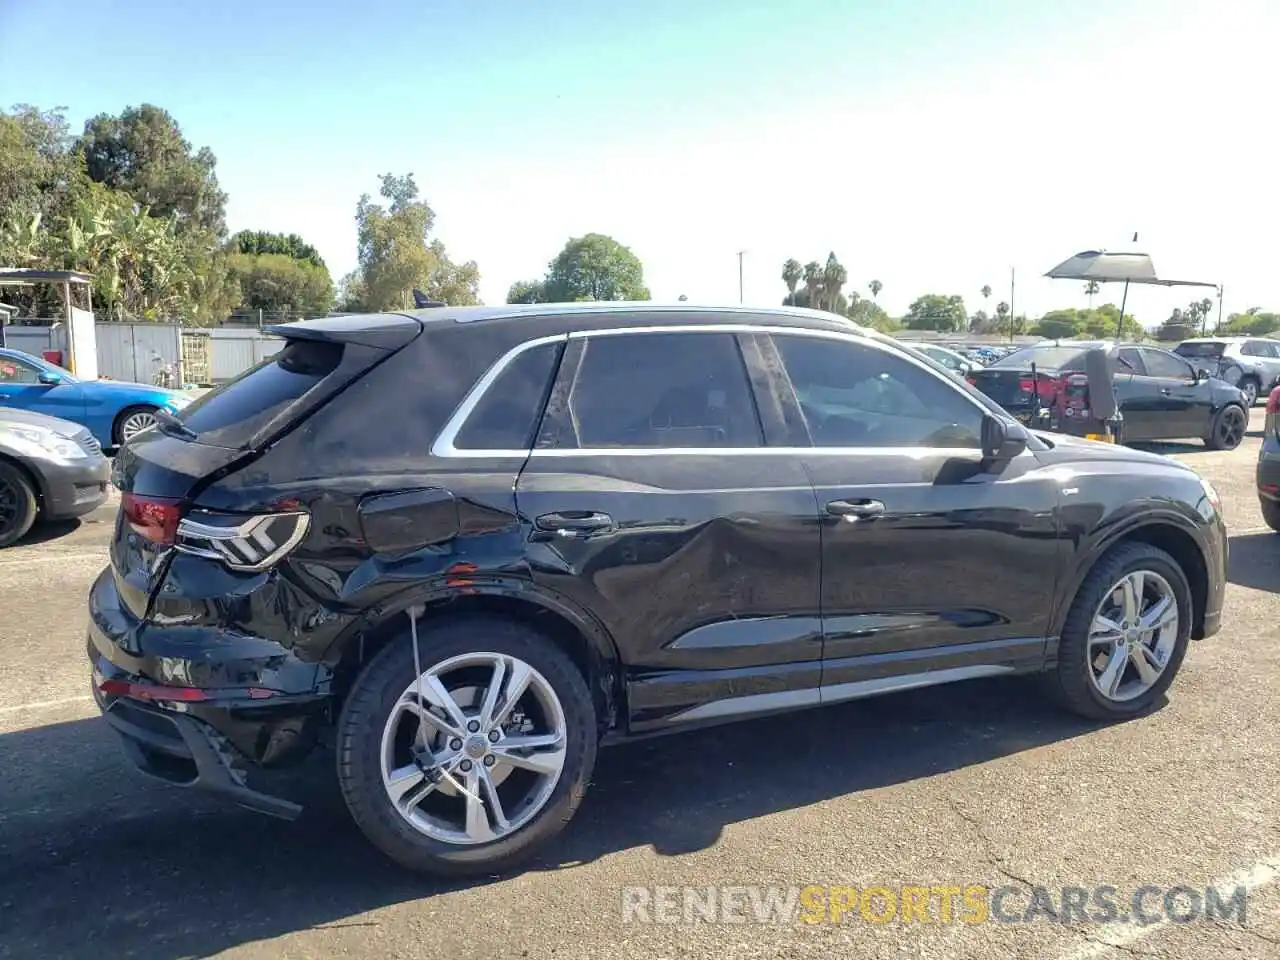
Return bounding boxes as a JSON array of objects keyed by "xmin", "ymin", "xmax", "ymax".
[{"xmin": 1, "ymin": 421, "xmax": 1278, "ymax": 960}]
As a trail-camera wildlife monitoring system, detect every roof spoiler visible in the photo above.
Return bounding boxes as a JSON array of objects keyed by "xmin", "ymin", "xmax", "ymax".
[{"xmin": 264, "ymin": 314, "xmax": 423, "ymax": 350}]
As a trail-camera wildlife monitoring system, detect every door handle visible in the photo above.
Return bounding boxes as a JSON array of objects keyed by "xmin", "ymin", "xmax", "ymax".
[
  {"xmin": 1160, "ymin": 388, "xmax": 1172, "ymax": 395},
  {"xmin": 826, "ymin": 499, "xmax": 885, "ymax": 521},
  {"xmin": 533, "ymin": 511, "xmax": 615, "ymax": 538}
]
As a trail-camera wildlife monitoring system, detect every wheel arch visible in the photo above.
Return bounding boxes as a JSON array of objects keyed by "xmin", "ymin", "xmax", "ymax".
[
  {"xmin": 328, "ymin": 579, "xmax": 624, "ymax": 735},
  {"xmin": 1054, "ymin": 516, "xmax": 1210, "ymax": 643},
  {"xmin": 0, "ymin": 452, "xmax": 47, "ymax": 512}
]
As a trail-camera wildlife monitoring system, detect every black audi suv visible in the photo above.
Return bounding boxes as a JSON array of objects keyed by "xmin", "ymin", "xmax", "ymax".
[{"xmin": 89, "ymin": 304, "xmax": 1227, "ymax": 876}]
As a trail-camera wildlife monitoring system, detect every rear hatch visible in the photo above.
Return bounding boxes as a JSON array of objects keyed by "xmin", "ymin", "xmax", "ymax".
[{"xmin": 110, "ymin": 315, "xmax": 422, "ymax": 619}]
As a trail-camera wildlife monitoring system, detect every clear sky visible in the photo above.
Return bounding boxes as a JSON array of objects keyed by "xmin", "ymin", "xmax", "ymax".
[{"xmin": 4, "ymin": 0, "xmax": 1277, "ymax": 325}]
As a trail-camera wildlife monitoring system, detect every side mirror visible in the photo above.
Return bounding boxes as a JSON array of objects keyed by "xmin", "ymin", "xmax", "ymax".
[
  {"xmin": 37, "ymin": 371, "xmax": 62, "ymax": 386},
  {"xmin": 1195, "ymin": 366, "xmax": 1211, "ymax": 382},
  {"xmin": 981, "ymin": 414, "xmax": 1029, "ymax": 463}
]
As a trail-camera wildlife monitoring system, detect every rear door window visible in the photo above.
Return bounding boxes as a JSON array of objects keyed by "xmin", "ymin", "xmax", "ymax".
[
  {"xmin": 1174, "ymin": 342, "xmax": 1225, "ymax": 360},
  {"xmin": 545, "ymin": 332, "xmax": 763, "ymax": 449},
  {"xmin": 452, "ymin": 340, "xmax": 564, "ymax": 450},
  {"xmin": 175, "ymin": 339, "xmax": 343, "ymax": 448}
]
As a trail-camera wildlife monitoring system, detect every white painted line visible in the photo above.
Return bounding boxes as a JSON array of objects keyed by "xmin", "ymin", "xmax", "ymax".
[
  {"xmin": 0, "ymin": 695, "xmax": 94, "ymax": 716},
  {"xmin": 1231, "ymin": 526, "xmax": 1274, "ymax": 537},
  {"xmin": 1059, "ymin": 856, "xmax": 1280, "ymax": 959},
  {"xmin": 0, "ymin": 552, "xmax": 106, "ymax": 567}
]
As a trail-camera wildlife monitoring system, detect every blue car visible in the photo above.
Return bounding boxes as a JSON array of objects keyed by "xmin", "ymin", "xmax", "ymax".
[{"xmin": 0, "ymin": 347, "xmax": 191, "ymax": 448}]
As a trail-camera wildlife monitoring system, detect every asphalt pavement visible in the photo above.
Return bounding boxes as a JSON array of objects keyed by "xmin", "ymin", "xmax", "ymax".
[{"xmin": 1, "ymin": 419, "xmax": 1278, "ymax": 960}]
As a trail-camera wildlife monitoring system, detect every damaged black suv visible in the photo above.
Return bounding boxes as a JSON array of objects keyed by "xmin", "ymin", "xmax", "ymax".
[{"xmin": 90, "ymin": 303, "xmax": 1227, "ymax": 876}]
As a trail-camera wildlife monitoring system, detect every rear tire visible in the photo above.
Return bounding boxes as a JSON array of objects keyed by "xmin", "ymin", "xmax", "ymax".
[
  {"xmin": 1261, "ymin": 498, "xmax": 1280, "ymax": 533},
  {"xmin": 1048, "ymin": 542, "xmax": 1192, "ymax": 721},
  {"xmin": 0, "ymin": 460, "xmax": 38, "ymax": 548},
  {"xmin": 112, "ymin": 405, "xmax": 160, "ymax": 446},
  {"xmin": 1205, "ymin": 404, "xmax": 1246, "ymax": 450},
  {"xmin": 337, "ymin": 615, "xmax": 597, "ymax": 876}
]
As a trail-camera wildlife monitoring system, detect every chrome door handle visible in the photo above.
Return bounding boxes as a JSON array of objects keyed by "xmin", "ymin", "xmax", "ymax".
[
  {"xmin": 533, "ymin": 511, "xmax": 615, "ymax": 538},
  {"xmin": 826, "ymin": 499, "xmax": 885, "ymax": 521}
]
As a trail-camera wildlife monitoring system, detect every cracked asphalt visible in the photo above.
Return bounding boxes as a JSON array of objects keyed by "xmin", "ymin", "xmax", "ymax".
[{"xmin": 1, "ymin": 416, "xmax": 1277, "ymax": 960}]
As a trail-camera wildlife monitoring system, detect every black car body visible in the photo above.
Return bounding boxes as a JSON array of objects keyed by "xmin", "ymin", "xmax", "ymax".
[
  {"xmin": 0, "ymin": 407, "xmax": 110, "ymax": 546},
  {"xmin": 968, "ymin": 340, "xmax": 1250, "ymax": 449},
  {"xmin": 89, "ymin": 305, "xmax": 1228, "ymax": 874},
  {"xmin": 1258, "ymin": 386, "xmax": 1280, "ymax": 532}
]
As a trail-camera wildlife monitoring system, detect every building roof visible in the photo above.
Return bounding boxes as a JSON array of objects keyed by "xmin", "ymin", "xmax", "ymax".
[{"xmin": 0, "ymin": 268, "xmax": 93, "ymax": 285}]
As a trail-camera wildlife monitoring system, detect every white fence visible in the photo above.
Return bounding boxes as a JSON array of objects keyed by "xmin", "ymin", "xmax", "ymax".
[{"xmin": 4, "ymin": 323, "xmax": 281, "ymax": 385}]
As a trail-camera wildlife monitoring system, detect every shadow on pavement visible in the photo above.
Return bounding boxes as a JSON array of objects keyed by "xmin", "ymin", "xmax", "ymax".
[
  {"xmin": 0, "ymin": 677, "xmax": 1110, "ymax": 959},
  {"xmin": 1128, "ymin": 440, "xmax": 1210, "ymax": 456},
  {"xmin": 15, "ymin": 517, "xmax": 85, "ymax": 546},
  {"xmin": 1227, "ymin": 532, "xmax": 1280, "ymax": 592}
]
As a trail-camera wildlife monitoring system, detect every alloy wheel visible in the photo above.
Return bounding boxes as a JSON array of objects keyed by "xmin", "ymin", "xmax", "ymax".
[
  {"xmin": 1216, "ymin": 407, "xmax": 1246, "ymax": 448},
  {"xmin": 1087, "ymin": 570, "xmax": 1179, "ymax": 702},
  {"xmin": 379, "ymin": 651, "xmax": 568, "ymax": 845},
  {"xmin": 120, "ymin": 410, "xmax": 158, "ymax": 442},
  {"xmin": 0, "ymin": 478, "xmax": 17, "ymax": 533}
]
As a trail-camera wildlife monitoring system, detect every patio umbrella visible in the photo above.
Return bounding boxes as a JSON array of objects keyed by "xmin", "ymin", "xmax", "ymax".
[{"xmin": 1044, "ymin": 250, "xmax": 1219, "ymax": 338}]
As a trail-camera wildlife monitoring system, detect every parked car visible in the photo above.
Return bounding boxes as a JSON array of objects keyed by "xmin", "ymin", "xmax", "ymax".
[
  {"xmin": 0, "ymin": 407, "xmax": 110, "ymax": 546},
  {"xmin": 0, "ymin": 347, "xmax": 192, "ymax": 448},
  {"xmin": 908, "ymin": 342, "xmax": 973, "ymax": 377},
  {"xmin": 968, "ymin": 340, "xmax": 1249, "ymax": 449},
  {"xmin": 90, "ymin": 304, "xmax": 1226, "ymax": 876},
  {"xmin": 1173, "ymin": 337, "xmax": 1280, "ymax": 407},
  {"xmin": 1259, "ymin": 386, "xmax": 1280, "ymax": 532}
]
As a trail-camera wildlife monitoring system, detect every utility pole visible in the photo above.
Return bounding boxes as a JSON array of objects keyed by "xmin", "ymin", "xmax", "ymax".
[
  {"xmin": 1009, "ymin": 267, "xmax": 1016, "ymax": 342},
  {"xmin": 736, "ymin": 251, "xmax": 746, "ymax": 304},
  {"xmin": 1217, "ymin": 284, "xmax": 1224, "ymax": 333}
]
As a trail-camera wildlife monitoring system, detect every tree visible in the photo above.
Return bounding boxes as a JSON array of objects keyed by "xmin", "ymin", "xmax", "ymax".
[
  {"xmin": 543, "ymin": 233, "xmax": 649, "ymax": 302},
  {"xmin": 225, "ymin": 252, "xmax": 333, "ymax": 317},
  {"xmin": 968, "ymin": 309, "xmax": 994, "ymax": 334},
  {"xmin": 352, "ymin": 172, "xmax": 479, "ymax": 310},
  {"xmin": 1217, "ymin": 310, "xmax": 1280, "ymax": 336},
  {"xmin": 77, "ymin": 104, "xmax": 227, "ymax": 239},
  {"xmin": 802, "ymin": 261, "xmax": 823, "ymax": 310},
  {"xmin": 980, "ymin": 284, "xmax": 992, "ymax": 304},
  {"xmin": 1032, "ymin": 310, "xmax": 1079, "ymax": 339},
  {"xmin": 821, "ymin": 253, "xmax": 847, "ymax": 313},
  {"xmin": 1197, "ymin": 296, "xmax": 1214, "ymax": 334},
  {"xmin": 781, "ymin": 259, "xmax": 802, "ymax": 305},
  {"xmin": 507, "ymin": 279, "xmax": 546, "ymax": 304},
  {"xmin": 847, "ymin": 297, "xmax": 895, "ymax": 332},
  {"xmin": 995, "ymin": 301, "xmax": 1011, "ymax": 332},
  {"xmin": 903, "ymin": 294, "xmax": 967, "ymax": 332},
  {"xmin": 1084, "ymin": 280, "xmax": 1100, "ymax": 308},
  {"xmin": 868, "ymin": 279, "xmax": 882, "ymax": 301},
  {"xmin": 229, "ymin": 230, "xmax": 326, "ymax": 269}
]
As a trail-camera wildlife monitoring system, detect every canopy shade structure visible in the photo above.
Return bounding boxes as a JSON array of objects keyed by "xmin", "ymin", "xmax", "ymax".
[{"xmin": 1044, "ymin": 250, "xmax": 1219, "ymax": 339}]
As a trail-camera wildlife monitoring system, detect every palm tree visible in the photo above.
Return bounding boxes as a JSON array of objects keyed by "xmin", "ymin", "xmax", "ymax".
[
  {"xmin": 822, "ymin": 252, "xmax": 847, "ymax": 312},
  {"xmin": 802, "ymin": 261, "xmax": 823, "ymax": 310},
  {"xmin": 1198, "ymin": 297, "xmax": 1214, "ymax": 334},
  {"xmin": 781, "ymin": 259, "xmax": 802, "ymax": 305},
  {"xmin": 981, "ymin": 284, "xmax": 992, "ymax": 302},
  {"xmin": 868, "ymin": 279, "xmax": 882, "ymax": 301},
  {"xmin": 1084, "ymin": 280, "xmax": 1100, "ymax": 309}
]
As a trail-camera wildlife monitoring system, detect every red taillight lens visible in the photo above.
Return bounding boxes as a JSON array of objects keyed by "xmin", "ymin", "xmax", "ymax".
[
  {"xmin": 97, "ymin": 677, "xmax": 208, "ymax": 702},
  {"xmin": 121, "ymin": 493, "xmax": 183, "ymax": 545},
  {"xmin": 965, "ymin": 375, "xmax": 977, "ymax": 385},
  {"xmin": 1267, "ymin": 387, "xmax": 1280, "ymax": 415},
  {"xmin": 1018, "ymin": 376, "xmax": 1062, "ymax": 400}
]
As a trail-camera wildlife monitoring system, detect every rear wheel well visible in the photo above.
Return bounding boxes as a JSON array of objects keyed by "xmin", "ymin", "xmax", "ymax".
[
  {"xmin": 1116, "ymin": 524, "xmax": 1208, "ymax": 639},
  {"xmin": 333, "ymin": 595, "xmax": 620, "ymax": 732}
]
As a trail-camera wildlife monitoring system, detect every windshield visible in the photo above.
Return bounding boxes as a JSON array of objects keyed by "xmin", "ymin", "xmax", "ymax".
[
  {"xmin": 1174, "ymin": 342, "xmax": 1226, "ymax": 358},
  {"xmin": 989, "ymin": 345, "xmax": 1090, "ymax": 370}
]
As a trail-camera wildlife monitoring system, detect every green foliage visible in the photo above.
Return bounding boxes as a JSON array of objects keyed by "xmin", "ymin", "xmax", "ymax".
[
  {"xmin": 904, "ymin": 294, "xmax": 967, "ymax": 332},
  {"xmin": 868, "ymin": 279, "xmax": 882, "ymax": 300},
  {"xmin": 352, "ymin": 173, "xmax": 480, "ymax": 310},
  {"xmin": 78, "ymin": 104, "xmax": 227, "ymax": 239},
  {"xmin": 1217, "ymin": 309, "xmax": 1280, "ymax": 336},
  {"xmin": 846, "ymin": 297, "xmax": 896, "ymax": 332},
  {"xmin": 507, "ymin": 279, "xmax": 547, "ymax": 304},
  {"xmin": 782, "ymin": 259, "xmax": 802, "ymax": 304},
  {"xmin": 781, "ymin": 253, "xmax": 849, "ymax": 313},
  {"xmin": 542, "ymin": 233, "xmax": 650, "ymax": 302},
  {"xmin": 225, "ymin": 252, "xmax": 333, "ymax": 317},
  {"xmin": 1026, "ymin": 304, "xmax": 1142, "ymax": 340},
  {"xmin": 229, "ymin": 230, "xmax": 326, "ymax": 269}
]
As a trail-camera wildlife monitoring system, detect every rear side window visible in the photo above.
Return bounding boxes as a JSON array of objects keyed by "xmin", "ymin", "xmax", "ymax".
[
  {"xmin": 176, "ymin": 339, "xmax": 342, "ymax": 447},
  {"xmin": 453, "ymin": 341, "xmax": 563, "ymax": 450},
  {"xmin": 1139, "ymin": 348, "xmax": 1194, "ymax": 380},
  {"xmin": 552, "ymin": 332, "xmax": 763, "ymax": 448}
]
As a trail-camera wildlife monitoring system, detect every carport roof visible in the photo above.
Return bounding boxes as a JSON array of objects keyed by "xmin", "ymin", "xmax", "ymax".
[{"xmin": 0, "ymin": 269, "xmax": 93, "ymax": 285}]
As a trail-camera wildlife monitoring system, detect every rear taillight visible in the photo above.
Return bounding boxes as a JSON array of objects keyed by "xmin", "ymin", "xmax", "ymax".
[
  {"xmin": 175, "ymin": 509, "xmax": 311, "ymax": 572},
  {"xmin": 965, "ymin": 375, "xmax": 977, "ymax": 385},
  {"xmin": 1018, "ymin": 375, "xmax": 1063, "ymax": 400},
  {"xmin": 121, "ymin": 493, "xmax": 183, "ymax": 546},
  {"xmin": 1267, "ymin": 387, "xmax": 1280, "ymax": 415}
]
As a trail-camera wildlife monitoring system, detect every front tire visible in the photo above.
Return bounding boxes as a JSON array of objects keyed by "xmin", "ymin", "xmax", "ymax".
[
  {"xmin": 1049, "ymin": 542, "xmax": 1192, "ymax": 721},
  {"xmin": 0, "ymin": 461, "xmax": 38, "ymax": 548},
  {"xmin": 337, "ymin": 615, "xmax": 597, "ymax": 876},
  {"xmin": 113, "ymin": 405, "xmax": 160, "ymax": 446},
  {"xmin": 1205, "ymin": 404, "xmax": 1246, "ymax": 450}
]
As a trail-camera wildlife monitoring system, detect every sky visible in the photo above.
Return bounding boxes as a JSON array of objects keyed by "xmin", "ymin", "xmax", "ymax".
[{"xmin": 3, "ymin": 0, "xmax": 1278, "ymax": 326}]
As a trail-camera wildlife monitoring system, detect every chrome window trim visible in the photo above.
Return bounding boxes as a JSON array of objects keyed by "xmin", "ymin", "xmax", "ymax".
[{"xmin": 430, "ymin": 323, "xmax": 993, "ymax": 458}]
